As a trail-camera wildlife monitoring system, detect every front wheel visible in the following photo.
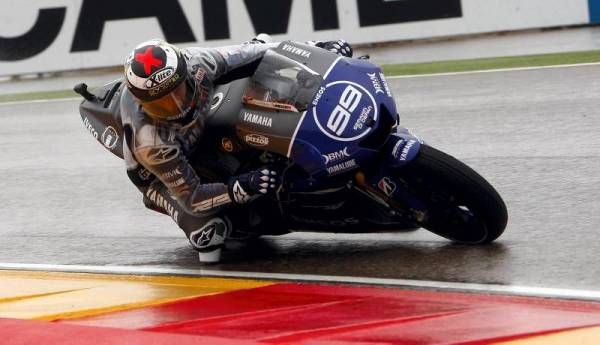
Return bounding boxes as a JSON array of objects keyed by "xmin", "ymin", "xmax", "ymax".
[{"xmin": 395, "ymin": 145, "xmax": 508, "ymax": 244}]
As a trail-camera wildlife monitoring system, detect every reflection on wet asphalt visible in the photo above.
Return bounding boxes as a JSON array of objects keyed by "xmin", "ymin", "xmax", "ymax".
[{"xmin": 0, "ymin": 65, "xmax": 599, "ymax": 290}]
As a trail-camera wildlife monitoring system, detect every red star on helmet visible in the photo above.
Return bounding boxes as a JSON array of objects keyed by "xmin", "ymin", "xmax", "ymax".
[{"xmin": 135, "ymin": 47, "xmax": 163, "ymax": 75}]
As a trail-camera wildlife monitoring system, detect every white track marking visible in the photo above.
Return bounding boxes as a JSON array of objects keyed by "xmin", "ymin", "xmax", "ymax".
[
  {"xmin": 386, "ymin": 62, "xmax": 600, "ymax": 79},
  {"xmin": 287, "ymin": 111, "xmax": 307, "ymax": 157},
  {"xmin": 0, "ymin": 62, "xmax": 598, "ymax": 107},
  {"xmin": 0, "ymin": 97, "xmax": 80, "ymax": 107},
  {"xmin": 1, "ymin": 263, "xmax": 600, "ymax": 301},
  {"xmin": 323, "ymin": 57, "xmax": 342, "ymax": 80}
]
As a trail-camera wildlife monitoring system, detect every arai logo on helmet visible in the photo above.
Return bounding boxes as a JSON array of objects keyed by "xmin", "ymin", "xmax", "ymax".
[{"xmin": 313, "ymin": 81, "xmax": 378, "ymax": 142}]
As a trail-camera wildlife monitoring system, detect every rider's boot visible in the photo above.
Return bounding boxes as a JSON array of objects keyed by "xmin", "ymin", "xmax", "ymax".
[{"xmin": 188, "ymin": 217, "xmax": 231, "ymax": 263}]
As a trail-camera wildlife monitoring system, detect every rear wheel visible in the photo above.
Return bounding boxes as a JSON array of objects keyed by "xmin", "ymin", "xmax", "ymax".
[{"xmin": 396, "ymin": 144, "xmax": 508, "ymax": 243}]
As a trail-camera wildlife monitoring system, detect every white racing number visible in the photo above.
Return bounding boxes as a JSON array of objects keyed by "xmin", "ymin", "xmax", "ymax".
[{"xmin": 326, "ymin": 85, "xmax": 362, "ymax": 136}]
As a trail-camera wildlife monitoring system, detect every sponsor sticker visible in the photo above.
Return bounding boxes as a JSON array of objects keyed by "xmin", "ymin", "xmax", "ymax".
[
  {"xmin": 282, "ymin": 43, "xmax": 311, "ymax": 58},
  {"xmin": 190, "ymin": 224, "xmax": 217, "ymax": 248},
  {"xmin": 101, "ymin": 126, "xmax": 119, "ymax": 150},
  {"xmin": 196, "ymin": 227, "xmax": 215, "ymax": 247},
  {"xmin": 143, "ymin": 69, "xmax": 169, "ymax": 89},
  {"xmin": 148, "ymin": 72, "xmax": 180, "ymax": 97},
  {"xmin": 322, "ymin": 147, "xmax": 350, "ymax": 165},
  {"xmin": 353, "ymin": 105, "xmax": 373, "ymax": 131},
  {"xmin": 398, "ymin": 139, "xmax": 417, "ymax": 161},
  {"xmin": 232, "ymin": 181, "xmax": 251, "ymax": 203},
  {"xmin": 313, "ymin": 81, "xmax": 378, "ymax": 142},
  {"xmin": 368, "ymin": 72, "xmax": 385, "ymax": 94},
  {"xmin": 83, "ymin": 117, "xmax": 98, "ymax": 139},
  {"xmin": 377, "ymin": 177, "xmax": 397, "ymax": 197},
  {"xmin": 245, "ymin": 134, "xmax": 269, "ymax": 147},
  {"xmin": 146, "ymin": 187, "xmax": 179, "ymax": 223},
  {"xmin": 211, "ymin": 92, "xmax": 224, "ymax": 110},
  {"xmin": 312, "ymin": 86, "xmax": 326, "ymax": 106},
  {"xmin": 379, "ymin": 72, "xmax": 393, "ymax": 98},
  {"xmin": 143, "ymin": 146, "xmax": 179, "ymax": 164},
  {"xmin": 160, "ymin": 168, "xmax": 182, "ymax": 179},
  {"xmin": 326, "ymin": 159, "xmax": 357, "ymax": 175},
  {"xmin": 243, "ymin": 111, "xmax": 273, "ymax": 128},
  {"xmin": 166, "ymin": 178, "xmax": 185, "ymax": 188},
  {"xmin": 144, "ymin": 67, "xmax": 175, "ymax": 88},
  {"xmin": 188, "ymin": 218, "xmax": 228, "ymax": 249}
]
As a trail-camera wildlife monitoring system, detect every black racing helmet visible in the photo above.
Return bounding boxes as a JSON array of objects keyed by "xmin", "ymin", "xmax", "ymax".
[{"xmin": 124, "ymin": 39, "xmax": 198, "ymax": 121}]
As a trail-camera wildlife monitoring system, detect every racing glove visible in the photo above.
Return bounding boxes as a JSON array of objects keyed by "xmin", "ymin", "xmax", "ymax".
[
  {"xmin": 244, "ymin": 33, "xmax": 273, "ymax": 45},
  {"xmin": 228, "ymin": 169, "xmax": 280, "ymax": 204},
  {"xmin": 315, "ymin": 40, "xmax": 353, "ymax": 58}
]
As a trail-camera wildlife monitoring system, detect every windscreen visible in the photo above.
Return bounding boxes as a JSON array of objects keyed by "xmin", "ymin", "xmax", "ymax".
[{"xmin": 243, "ymin": 50, "xmax": 323, "ymax": 113}]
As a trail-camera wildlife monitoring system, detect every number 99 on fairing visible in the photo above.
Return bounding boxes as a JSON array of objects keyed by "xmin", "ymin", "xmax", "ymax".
[{"xmin": 327, "ymin": 85, "xmax": 362, "ymax": 136}]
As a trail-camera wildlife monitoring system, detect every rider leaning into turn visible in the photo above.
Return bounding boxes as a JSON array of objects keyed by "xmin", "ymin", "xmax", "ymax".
[{"xmin": 121, "ymin": 35, "xmax": 353, "ymax": 263}]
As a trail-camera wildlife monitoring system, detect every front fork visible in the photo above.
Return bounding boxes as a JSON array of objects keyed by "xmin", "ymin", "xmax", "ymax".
[{"xmin": 355, "ymin": 127, "xmax": 428, "ymax": 222}]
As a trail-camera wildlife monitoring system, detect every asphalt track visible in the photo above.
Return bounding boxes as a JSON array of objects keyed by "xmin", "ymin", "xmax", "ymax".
[{"xmin": 1, "ymin": 64, "xmax": 599, "ymax": 294}]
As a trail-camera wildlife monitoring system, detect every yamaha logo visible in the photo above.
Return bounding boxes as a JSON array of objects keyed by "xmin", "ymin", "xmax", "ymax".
[
  {"xmin": 243, "ymin": 112, "xmax": 273, "ymax": 128},
  {"xmin": 281, "ymin": 44, "xmax": 311, "ymax": 58}
]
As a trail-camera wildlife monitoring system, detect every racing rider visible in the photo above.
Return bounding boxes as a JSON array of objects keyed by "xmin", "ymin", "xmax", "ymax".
[{"xmin": 121, "ymin": 35, "xmax": 353, "ymax": 263}]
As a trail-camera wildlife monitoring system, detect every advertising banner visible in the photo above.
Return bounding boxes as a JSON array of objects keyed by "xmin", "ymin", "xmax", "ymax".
[{"xmin": 0, "ymin": 0, "xmax": 592, "ymax": 76}]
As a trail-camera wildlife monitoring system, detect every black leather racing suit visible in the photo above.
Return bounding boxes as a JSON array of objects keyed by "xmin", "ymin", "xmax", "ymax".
[{"xmin": 121, "ymin": 42, "xmax": 284, "ymax": 251}]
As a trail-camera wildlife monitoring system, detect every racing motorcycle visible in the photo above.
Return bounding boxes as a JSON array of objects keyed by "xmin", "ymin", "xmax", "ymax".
[{"xmin": 75, "ymin": 41, "xmax": 507, "ymax": 245}]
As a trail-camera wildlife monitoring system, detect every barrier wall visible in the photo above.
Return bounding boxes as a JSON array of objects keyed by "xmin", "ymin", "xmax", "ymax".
[{"xmin": 0, "ymin": 0, "xmax": 596, "ymax": 76}]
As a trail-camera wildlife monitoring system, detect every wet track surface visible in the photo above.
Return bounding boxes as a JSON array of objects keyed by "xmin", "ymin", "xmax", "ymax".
[{"xmin": 1, "ymin": 65, "xmax": 599, "ymax": 291}]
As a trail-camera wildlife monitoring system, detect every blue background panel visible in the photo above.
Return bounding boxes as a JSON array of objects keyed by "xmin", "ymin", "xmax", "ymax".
[{"xmin": 590, "ymin": 0, "xmax": 600, "ymax": 23}]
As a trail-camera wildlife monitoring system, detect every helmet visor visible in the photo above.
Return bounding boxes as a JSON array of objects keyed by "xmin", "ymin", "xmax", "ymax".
[{"xmin": 141, "ymin": 77, "xmax": 197, "ymax": 121}]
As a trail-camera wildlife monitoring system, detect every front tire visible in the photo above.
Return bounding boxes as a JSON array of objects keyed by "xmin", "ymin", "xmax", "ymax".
[{"xmin": 397, "ymin": 145, "xmax": 508, "ymax": 244}]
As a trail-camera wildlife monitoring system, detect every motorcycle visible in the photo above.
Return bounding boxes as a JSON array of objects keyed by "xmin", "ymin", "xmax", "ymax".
[{"xmin": 75, "ymin": 41, "xmax": 507, "ymax": 245}]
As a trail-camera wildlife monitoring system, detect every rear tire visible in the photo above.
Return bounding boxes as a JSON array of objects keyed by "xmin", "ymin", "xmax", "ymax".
[{"xmin": 398, "ymin": 144, "xmax": 508, "ymax": 243}]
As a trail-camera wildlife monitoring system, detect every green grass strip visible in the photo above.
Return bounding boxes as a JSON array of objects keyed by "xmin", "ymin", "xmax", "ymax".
[
  {"xmin": 2, "ymin": 50, "xmax": 600, "ymax": 103},
  {"xmin": 382, "ymin": 50, "xmax": 600, "ymax": 76}
]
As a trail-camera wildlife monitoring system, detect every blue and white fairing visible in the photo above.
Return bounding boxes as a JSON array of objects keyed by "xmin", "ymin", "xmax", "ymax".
[
  {"xmin": 288, "ymin": 56, "xmax": 399, "ymax": 185},
  {"xmin": 236, "ymin": 42, "xmax": 416, "ymax": 191}
]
